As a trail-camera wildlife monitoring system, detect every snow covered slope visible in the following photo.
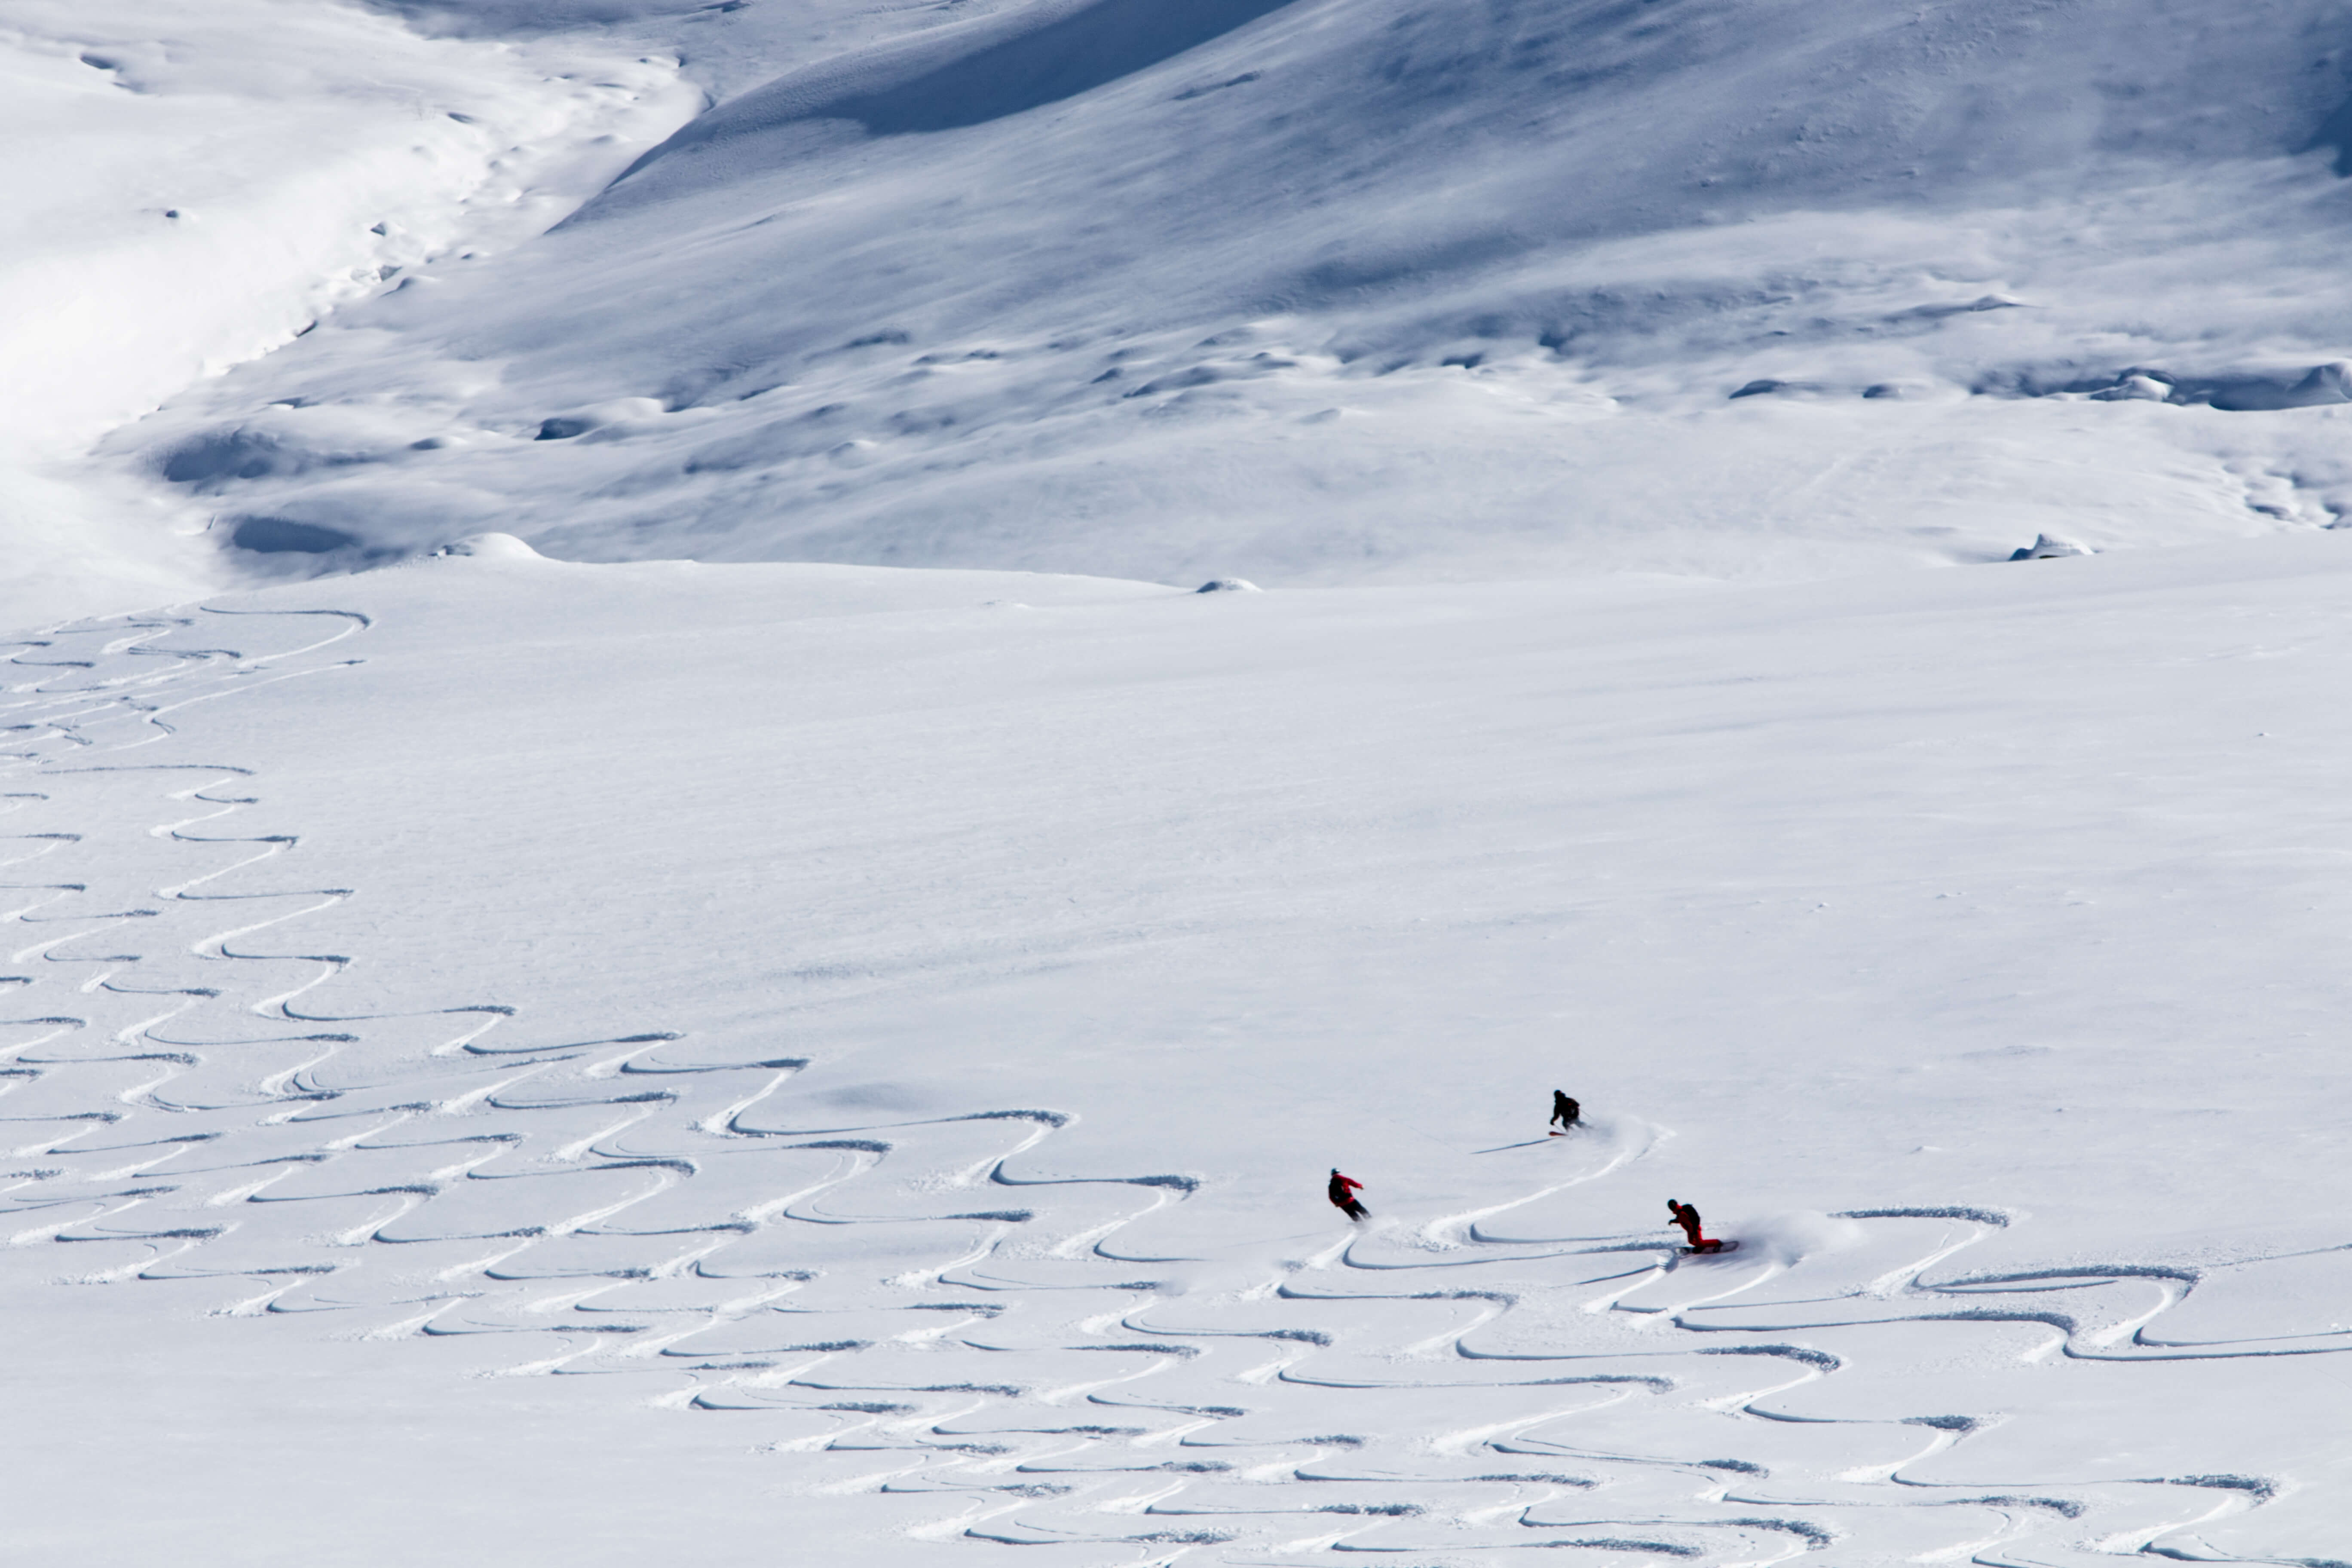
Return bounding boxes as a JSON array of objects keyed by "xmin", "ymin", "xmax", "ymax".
[
  {"xmin": 13, "ymin": 9, "xmax": 2352, "ymax": 1557},
  {"xmin": 7, "ymin": 539, "xmax": 2352, "ymax": 1562},
  {"xmin": 0, "ymin": 0, "xmax": 697, "ymax": 626},
  {"xmin": 73, "ymin": 0, "xmax": 2352, "ymax": 593}
]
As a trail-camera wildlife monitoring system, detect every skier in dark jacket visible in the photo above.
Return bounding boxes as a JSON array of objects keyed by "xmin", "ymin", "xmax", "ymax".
[
  {"xmin": 1667, "ymin": 1198, "xmax": 1722, "ymax": 1252},
  {"xmin": 1549, "ymin": 1090, "xmax": 1580, "ymax": 1133},
  {"xmin": 1328, "ymin": 1169, "xmax": 1369, "ymax": 1221}
]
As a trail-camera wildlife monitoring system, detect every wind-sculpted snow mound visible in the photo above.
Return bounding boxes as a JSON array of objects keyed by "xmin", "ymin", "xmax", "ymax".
[
  {"xmin": 7, "ymin": 543, "xmax": 2352, "ymax": 1559},
  {"xmin": 81, "ymin": 0, "xmax": 2352, "ymax": 591}
]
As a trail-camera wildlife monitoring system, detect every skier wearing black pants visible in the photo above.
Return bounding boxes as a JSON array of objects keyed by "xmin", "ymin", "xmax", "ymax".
[
  {"xmin": 1549, "ymin": 1090, "xmax": 1580, "ymax": 1133},
  {"xmin": 1328, "ymin": 1169, "xmax": 1369, "ymax": 1221}
]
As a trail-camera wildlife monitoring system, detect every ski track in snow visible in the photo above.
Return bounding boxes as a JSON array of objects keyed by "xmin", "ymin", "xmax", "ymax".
[{"xmin": 3, "ymin": 605, "xmax": 2345, "ymax": 1566}]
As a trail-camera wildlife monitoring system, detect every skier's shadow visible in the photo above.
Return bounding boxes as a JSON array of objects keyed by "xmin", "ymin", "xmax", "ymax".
[{"xmin": 1474, "ymin": 1136, "xmax": 1564, "ymax": 1154}]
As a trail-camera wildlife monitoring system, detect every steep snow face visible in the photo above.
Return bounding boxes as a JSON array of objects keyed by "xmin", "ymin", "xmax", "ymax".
[
  {"xmin": 92, "ymin": 0, "xmax": 2352, "ymax": 591},
  {"xmin": 7, "ymin": 539, "xmax": 2352, "ymax": 1561},
  {"xmin": 0, "ymin": 0, "xmax": 698, "ymax": 628}
]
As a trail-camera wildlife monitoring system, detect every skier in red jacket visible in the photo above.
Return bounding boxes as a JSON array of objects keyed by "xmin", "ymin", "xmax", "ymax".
[
  {"xmin": 1667, "ymin": 1198, "xmax": 1722, "ymax": 1253},
  {"xmin": 1329, "ymin": 1169, "xmax": 1369, "ymax": 1221}
]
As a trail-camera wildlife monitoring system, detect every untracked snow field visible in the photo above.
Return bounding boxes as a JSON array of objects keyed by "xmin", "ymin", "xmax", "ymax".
[{"xmin": 7, "ymin": 539, "xmax": 2352, "ymax": 1564}]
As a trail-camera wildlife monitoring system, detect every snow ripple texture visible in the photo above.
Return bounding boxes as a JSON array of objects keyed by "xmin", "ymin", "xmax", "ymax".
[{"xmin": 4, "ymin": 606, "xmax": 2347, "ymax": 1566}]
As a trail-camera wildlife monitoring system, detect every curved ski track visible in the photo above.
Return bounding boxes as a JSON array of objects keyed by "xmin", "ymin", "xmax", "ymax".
[{"xmin": 1, "ymin": 607, "xmax": 2342, "ymax": 1567}]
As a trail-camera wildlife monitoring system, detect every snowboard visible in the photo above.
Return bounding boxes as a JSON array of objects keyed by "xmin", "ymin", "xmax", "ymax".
[{"xmin": 1679, "ymin": 1240, "xmax": 1739, "ymax": 1256}]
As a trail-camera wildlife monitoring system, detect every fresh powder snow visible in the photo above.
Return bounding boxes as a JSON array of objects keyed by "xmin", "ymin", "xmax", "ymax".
[{"xmin": 6, "ymin": 0, "xmax": 2352, "ymax": 1564}]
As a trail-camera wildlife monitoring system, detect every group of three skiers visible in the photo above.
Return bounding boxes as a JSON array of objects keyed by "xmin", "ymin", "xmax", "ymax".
[{"xmin": 1326, "ymin": 1088, "xmax": 1727, "ymax": 1253}]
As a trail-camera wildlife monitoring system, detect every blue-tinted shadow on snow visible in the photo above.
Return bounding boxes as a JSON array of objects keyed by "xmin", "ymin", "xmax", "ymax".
[
  {"xmin": 611, "ymin": 0, "xmax": 1302, "ymax": 190},
  {"xmin": 1984, "ymin": 361, "xmax": 2352, "ymax": 412},
  {"xmin": 228, "ymin": 518, "xmax": 362, "ymax": 555},
  {"xmin": 825, "ymin": 0, "xmax": 1299, "ymax": 135},
  {"xmin": 2305, "ymin": 93, "xmax": 2352, "ymax": 176}
]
